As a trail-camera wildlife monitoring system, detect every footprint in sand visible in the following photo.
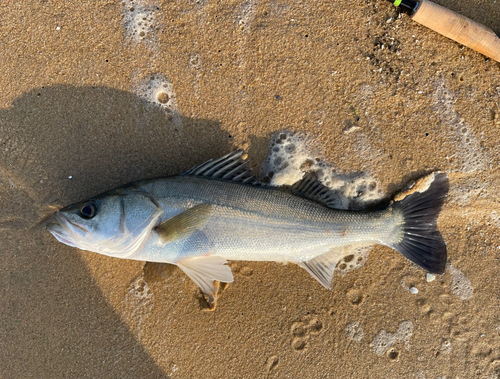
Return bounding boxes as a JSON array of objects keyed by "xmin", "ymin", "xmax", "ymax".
[{"xmin": 290, "ymin": 316, "xmax": 324, "ymax": 352}]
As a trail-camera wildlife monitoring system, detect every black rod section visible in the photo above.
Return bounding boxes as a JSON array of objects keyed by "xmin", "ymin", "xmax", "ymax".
[{"xmin": 387, "ymin": 0, "xmax": 420, "ymax": 15}]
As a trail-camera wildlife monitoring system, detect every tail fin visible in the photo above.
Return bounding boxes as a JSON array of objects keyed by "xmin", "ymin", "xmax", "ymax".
[{"xmin": 389, "ymin": 173, "xmax": 449, "ymax": 274}]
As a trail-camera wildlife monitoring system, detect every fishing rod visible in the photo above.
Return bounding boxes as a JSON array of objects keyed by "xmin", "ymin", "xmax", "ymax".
[{"xmin": 388, "ymin": 0, "xmax": 500, "ymax": 62}]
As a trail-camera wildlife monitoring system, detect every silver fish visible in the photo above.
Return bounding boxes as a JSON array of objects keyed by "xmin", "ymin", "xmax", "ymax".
[{"xmin": 47, "ymin": 151, "xmax": 449, "ymax": 297}]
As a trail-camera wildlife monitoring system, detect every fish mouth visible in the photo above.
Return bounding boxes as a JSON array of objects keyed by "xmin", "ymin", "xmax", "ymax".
[{"xmin": 46, "ymin": 212, "xmax": 88, "ymax": 248}]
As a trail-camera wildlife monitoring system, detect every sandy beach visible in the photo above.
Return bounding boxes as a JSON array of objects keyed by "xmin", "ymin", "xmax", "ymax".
[{"xmin": 1, "ymin": 0, "xmax": 500, "ymax": 378}]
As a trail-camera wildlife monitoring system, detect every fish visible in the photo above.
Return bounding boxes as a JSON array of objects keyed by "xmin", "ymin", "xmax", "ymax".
[{"xmin": 47, "ymin": 151, "xmax": 449, "ymax": 298}]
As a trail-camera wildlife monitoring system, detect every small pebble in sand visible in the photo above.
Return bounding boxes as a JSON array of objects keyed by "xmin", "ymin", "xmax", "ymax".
[
  {"xmin": 426, "ymin": 273, "xmax": 436, "ymax": 282},
  {"xmin": 409, "ymin": 287, "xmax": 419, "ymax": 294},
  {"xmin": 68, "ymin": 176, "xmax": 73, "ymax": 179}
]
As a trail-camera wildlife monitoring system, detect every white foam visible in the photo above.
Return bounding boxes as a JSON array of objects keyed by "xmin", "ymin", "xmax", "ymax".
[
  {"xmin": 189, "ymin": 54, "xmax": 202, "ymax": 70},
  {"xmin": 446, "ymin": 263, "xmax": 473, "ymax": 300},
  {"xmin": 237, "ymin": 0, "xmax": 257, "ymax": 35},
  {"xmin": 446, "ymin": 175, "xmax": 484, "ymax": 207},
  {"xmin": 433, "ymin": 81, "xmax": 490, "ymax": 173},
  {"xmin": 371, "ymin": 320, "xmax": 414, "ymax": 356},
  {"xmin": 121, "ymin": 0, "xmax": 159, "ymax": 45},
  {"xmin": 440, "ymin": 339, "xmax": 452, "ymax": 354},
  {"xmin": 261, "ymin": 130, "xmax": 384, "ymax": 210},
  {"xmin": 121, "ymin": 274, "xmax": 153, "ymax": 339},
  {"xmin": 133, "ymin": 73, "xmax": 182, "ymax": 128},
  {"xmin": 489, "ymin": 211, "xmax": 500, "ymax": 228},
  {"xmin": 128, "ymin": 275, "xmax": 153, "ymax": 300},
  {"xmin": 335, "ymin": 245, "xmax": 372, "ymax": 276},
  {"xmin": 261, "ymin": 131, "xmax": 382, "ymax": 275},
  {"xmin": 345, "ymin": 321, "xmax": 364, "ymax": 342}
]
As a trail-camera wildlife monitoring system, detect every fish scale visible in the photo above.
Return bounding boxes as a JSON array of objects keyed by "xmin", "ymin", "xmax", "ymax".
[
  {"xmin": 132, "ymin": 176, "xmax": 399, "ymax": 261},
  {"xmin": 47, "ymin": 150, "xmax": 449, "ymax": 297}
]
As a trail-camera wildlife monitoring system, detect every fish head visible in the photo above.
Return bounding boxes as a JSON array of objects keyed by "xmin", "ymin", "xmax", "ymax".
[{"xmin": 47, "ymin": 188, "xmax": 163, "ymax": 258}]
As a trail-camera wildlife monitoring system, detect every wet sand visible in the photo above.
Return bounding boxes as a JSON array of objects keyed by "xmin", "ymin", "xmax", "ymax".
[{"xmin": 1, "ymin": 0, "xmax": 500, "ymax": 378}]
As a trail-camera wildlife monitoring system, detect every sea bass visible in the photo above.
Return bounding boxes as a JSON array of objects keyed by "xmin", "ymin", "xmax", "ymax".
[{"xmin": 47, "ymin": 151, "xmax": 449, "ymax": 297}]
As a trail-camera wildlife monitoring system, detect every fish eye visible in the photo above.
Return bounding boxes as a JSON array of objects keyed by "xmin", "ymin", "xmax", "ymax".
[{"xmin": 80, "ymin": 202, "xmax": 97, "ymax": 219}]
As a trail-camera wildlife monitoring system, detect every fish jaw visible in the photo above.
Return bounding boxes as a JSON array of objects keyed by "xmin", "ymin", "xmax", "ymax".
[
  {"xmin": 46, "ymin": 212, "xmax": 87, "ymax": 248},
  {"xmin": 47, "ymin": 204, "xmax": 163, "ymax": 259}
]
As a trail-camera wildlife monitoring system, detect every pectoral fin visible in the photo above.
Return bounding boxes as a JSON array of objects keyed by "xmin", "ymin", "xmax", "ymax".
[
  {"xmin": 154, "ymin": 204, "xmax": 213, "ymax": 243},
  {"xmin": 297, "ymin": 253, "xmax": 339, "ymax": 290},
  {"xmin": 176, "ymin": 256, "xmax": 234, "ymax": 296}
]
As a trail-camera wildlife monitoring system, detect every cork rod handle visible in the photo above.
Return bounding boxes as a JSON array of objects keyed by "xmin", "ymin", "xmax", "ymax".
[{"xmin": 411, "ymin": 0, "xmax": 500, "ymax": 62}]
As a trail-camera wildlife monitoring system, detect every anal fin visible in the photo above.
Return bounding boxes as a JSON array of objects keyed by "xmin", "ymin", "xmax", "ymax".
[
  {"xmin": 297, "ymin": 253, "xmax": 339, "ymax": 290},
  {"xmin": 176, "ymin": 256, "xmax": 234, "ymax": 298}
]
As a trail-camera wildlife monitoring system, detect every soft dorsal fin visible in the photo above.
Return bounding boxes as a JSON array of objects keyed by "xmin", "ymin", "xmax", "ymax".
[
  {"xmin": 182, "ymin": 150, "xmax": 258, "ymax": 184},
  {"xmin": 297, "ymin": 252, "xmax": 340, "ymax": 290},
  {"xmin": 290, "ymin": 172, "xmax": 340, "ymax": 208},
  {"xmin": 176, "ymin": 256, "xmax": 234, "ymax": 297},
  {"xmin": 154, "ymin": 204, "xmax": 213, "ymax": 243}
]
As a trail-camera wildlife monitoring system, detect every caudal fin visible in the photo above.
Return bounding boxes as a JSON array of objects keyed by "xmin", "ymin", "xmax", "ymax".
[{"xmin": 390, "ymin": 173, "xmax": 449, "ymax": 274}]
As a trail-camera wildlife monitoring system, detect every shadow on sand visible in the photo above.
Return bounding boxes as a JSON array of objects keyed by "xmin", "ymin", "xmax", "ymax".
[{"xmin": 0, "ymin": 85, "xmax": 232, "ymax": 378}]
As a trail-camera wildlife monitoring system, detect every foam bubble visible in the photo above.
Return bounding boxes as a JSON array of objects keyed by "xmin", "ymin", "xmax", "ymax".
[
  {"xmin": 335, "ymin": 245, "xmax": 372, "ymax": 276},
  {"xmin": 121, "ymin": 0, "xmax": 159, "ymax": 45},
  {"xmin": 133, "ymin": 73, "xmax": 182, "ymax": 128},
  {"xmin": 261, "ymin": 130, "xmax": 381, "ymax": 274},
  {"xmin": 446, "ymin": 263, "xmax": 473, "ymax": 300},
  {"xmin": 261, "ymin": 130, "xmax": 383, "ymax": 210},
  {"xmin": 371, "ymin": 320, "xmax": 414, "ymax": 356}
]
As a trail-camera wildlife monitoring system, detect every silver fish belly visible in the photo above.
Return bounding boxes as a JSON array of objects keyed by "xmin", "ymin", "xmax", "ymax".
[
  {"xmin": 47, "ymin": 151, "xmax": 449, "ymax": 297},
  {"xmin": 133, "ymin": 176, "xmax": 402, "ymax": 263}
]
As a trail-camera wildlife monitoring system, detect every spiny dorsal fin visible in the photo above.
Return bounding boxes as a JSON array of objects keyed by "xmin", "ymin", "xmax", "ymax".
[
  {"xmin": 154, "ymin": 204, "xmax": 213, "ymax": 243},
  {"xmin": 297, "ymin": 252, "xmax": 340, "ymax": 290},
  {"xmin": 176, "ymin": 256, "xmax": 234, "ymax": 297},
  {"xmin": 182, "ymin": 150, "xmax": 258, "ymax": 184},
  {"xmin": 290, "ymin": 172, "xmax": 340, "ymax": 208}
]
